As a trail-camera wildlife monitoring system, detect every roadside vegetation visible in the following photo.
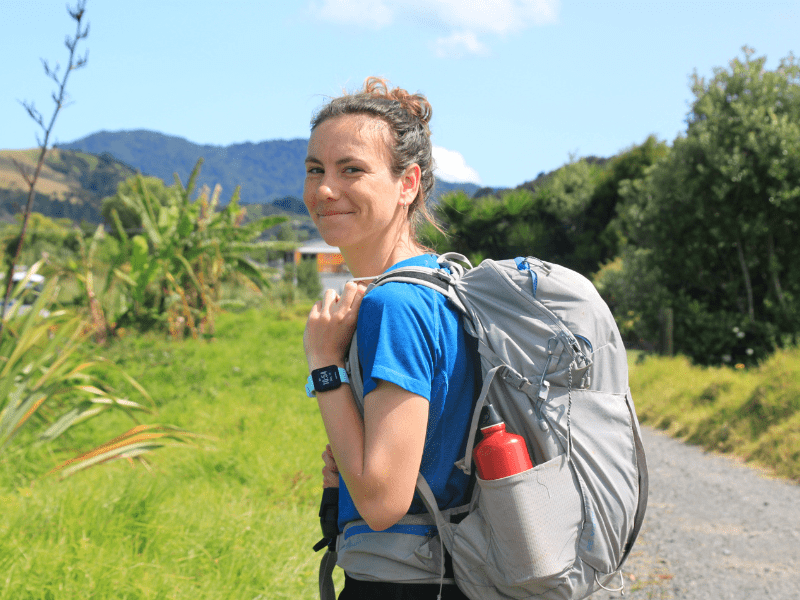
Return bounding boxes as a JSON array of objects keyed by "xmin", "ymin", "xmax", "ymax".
[
  {"xmin": 630, "ymin": 348, "xmax": 800, "ymax": 481},
  {"xmin": 0, "ymin": 305, "xmax": 342, "ymax": 600},
  {"xmin": 423, "ymin": 47, "xmax": 800, "ymax": 369}
]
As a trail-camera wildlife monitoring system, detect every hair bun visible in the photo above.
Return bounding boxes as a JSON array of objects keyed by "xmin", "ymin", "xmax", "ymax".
[{"xmin": 363, "ymin": 76, "xmax": 432, "ymax": 130}]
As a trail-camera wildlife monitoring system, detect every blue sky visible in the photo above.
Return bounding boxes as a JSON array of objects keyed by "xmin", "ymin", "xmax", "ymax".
[{"xmin": 2, "ymin": 0, "xmax": 798, "ymax": 188}]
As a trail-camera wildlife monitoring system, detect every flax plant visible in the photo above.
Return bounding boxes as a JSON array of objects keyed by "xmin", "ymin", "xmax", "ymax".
[{"xmin": 0, "ymin": 260, "xmax": 197, "ymax": 478}]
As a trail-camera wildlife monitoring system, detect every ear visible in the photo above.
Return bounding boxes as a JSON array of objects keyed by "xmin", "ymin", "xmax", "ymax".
[{"xmin": 399, "ymin": 164, "xmax": 421, "ymax": 206}]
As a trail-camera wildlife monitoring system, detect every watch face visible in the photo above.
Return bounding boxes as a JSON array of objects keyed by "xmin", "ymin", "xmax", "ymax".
[{"xmin": 313, "ymin": 366, "xmax": 341, "ymax": 391}]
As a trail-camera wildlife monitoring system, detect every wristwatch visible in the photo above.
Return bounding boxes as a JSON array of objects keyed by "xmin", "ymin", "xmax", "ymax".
[{"xmin": 305, "ymin": 366, "xmax": 349, "ymax": 397}]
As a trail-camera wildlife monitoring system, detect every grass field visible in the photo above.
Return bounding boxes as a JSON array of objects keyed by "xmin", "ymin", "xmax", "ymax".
[
  {"xmin": 1, "ymin": 303, "xmax": 342, "ymax": 600},
  {"xmin": 2, "ymin": 305, "xmax": 797, "ymax": 599}
]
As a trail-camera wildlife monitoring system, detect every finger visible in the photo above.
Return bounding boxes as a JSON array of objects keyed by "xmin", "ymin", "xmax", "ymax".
[
  {"xmin": 323, "ymin": 450, "xmax": 339, "ymax": 473},
  {"xmin": 339, "ymin": 281, "xmax": 361, "ymax": 307},
  {"xmin": 320, "ymin": 289, "xmax": 340, "ymax": 312},
  {"xmin": 338, "ymin": 283, "xmax": 366, "ymax": 317},
  {"xmin": 350, "ymin": 283, "xmax": 366, "ymax": 311},
  {"xmin": 329, "ymin": 452, "xmax": 339, "ymax": 473},
  {"xmin": 308, "ymin": 300, "xmax": 322, "ymax": 319},
  {"xmin": 321, "ymin": 460, "xmax": 340, "ymax": 487},
  {"xmin": 323, "ymin": 470, "xmax": 339, "ymax": 488}
]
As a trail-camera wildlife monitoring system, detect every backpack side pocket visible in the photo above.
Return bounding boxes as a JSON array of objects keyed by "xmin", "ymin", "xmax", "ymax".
[{"xmin": 453, "ymin": 454, "xmax": 583, "ymax": 596}]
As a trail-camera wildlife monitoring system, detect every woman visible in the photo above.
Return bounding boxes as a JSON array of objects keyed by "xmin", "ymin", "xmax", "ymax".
[{"xmin": 302, "ymin": 77, "xmax": 476, "ymax": 599}]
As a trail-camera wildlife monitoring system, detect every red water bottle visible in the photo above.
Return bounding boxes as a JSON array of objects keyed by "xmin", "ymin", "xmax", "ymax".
[{"xmin": 473, "ymin": 404, "xmax": 533, "ymax": 480}]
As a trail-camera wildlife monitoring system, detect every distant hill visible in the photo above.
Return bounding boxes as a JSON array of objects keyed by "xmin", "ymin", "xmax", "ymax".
[
  {"xmin": 0, "ymin": 131, "xmax": 483, "ymax": 226},
  {"xmin": 61, "ymin": 130, "xmax": 308, "ymax": 206},
  {"xmin": 0, "ymin": 149, "xmax": 137, "ymax": 224},
  {"xmin": 62, "ymin": 130, "xmax": 480, "ymax": 206}
]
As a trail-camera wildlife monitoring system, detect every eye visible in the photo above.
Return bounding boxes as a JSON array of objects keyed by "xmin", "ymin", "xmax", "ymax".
[
  {"xmin": 306, "ymin": 166, "xmax": 323, "ymax": 175},
  {"xmin": 344, "ymin": 166, "xmax": 362, "ymax": 174}
]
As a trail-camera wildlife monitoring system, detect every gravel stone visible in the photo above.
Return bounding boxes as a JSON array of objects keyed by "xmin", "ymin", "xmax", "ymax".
[{"xmin": 591, "ymin": 426, "xmax": 800, "ymax": 600}]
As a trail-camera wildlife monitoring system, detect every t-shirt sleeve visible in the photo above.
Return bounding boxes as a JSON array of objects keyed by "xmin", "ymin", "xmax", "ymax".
[{"xmin": 357, "ymin": 284, "xmax": 437, "ymax": 400}]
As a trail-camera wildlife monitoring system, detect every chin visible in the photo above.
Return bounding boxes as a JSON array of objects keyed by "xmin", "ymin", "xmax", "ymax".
[
  {"xmin": 316, "ymin": 228, "xmax": 347, "ymax": 249},
  {"xmin": 316, "ymin": 221, "xmax": 357, "ymax": 248}
]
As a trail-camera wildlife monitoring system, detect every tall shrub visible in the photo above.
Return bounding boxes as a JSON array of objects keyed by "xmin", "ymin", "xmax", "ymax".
[
  {"xmin": 104, "ymin": 160, "xmax": 286, "ymax": 337},
  {"xmin": 618, "ymin": 48, "xmax": 800, "ymax": 365}
]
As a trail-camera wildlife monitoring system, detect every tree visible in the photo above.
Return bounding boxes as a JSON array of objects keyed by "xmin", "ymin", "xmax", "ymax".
[
  {"xmin": 573, "ymin": 136, "xmax": 669, "ymax": 275},
  {"xmin": 619, "ymin": 48, "xmax": 800, "ymax": 365},
  {"xmin": 423, "ymin": 189, "xmax": 561, "ymax": 266},
  {"xmin": 296, "ymin": 258, "xmax": 322, "ymax": 299},
  {"xmin": 424, "ymin": 145, "xmax": 664, "ymax": 277}
]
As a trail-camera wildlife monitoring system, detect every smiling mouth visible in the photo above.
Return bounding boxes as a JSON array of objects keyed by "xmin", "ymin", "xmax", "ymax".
[{"xmin": 317, "ymin": 211, "xmax": 354, "ymax": 217}]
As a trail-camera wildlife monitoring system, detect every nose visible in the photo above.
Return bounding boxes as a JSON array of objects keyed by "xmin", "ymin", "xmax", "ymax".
[{"xmin": 317, "ymin": 173, "xmax": 339, "ymax": 201}]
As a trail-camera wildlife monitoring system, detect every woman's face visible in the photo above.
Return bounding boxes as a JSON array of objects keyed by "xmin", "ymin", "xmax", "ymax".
[{"xmin": 303, "ymin": 114, "xmax": 417, "ymax": 255}]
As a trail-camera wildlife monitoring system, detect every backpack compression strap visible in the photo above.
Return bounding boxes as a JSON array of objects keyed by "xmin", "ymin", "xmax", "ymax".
[
  {"xmin": 319, "ymin": 548, "xmax": 338, "ymax": 600},
  {"xmin": 620, "ymin": 389, "xmax": 649, "ymax": 568}
]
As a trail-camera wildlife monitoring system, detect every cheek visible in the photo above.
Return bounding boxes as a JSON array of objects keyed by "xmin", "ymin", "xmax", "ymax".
[{"xmin": 302, "ymin": 182, "xmax": 316, "ymax": 211}]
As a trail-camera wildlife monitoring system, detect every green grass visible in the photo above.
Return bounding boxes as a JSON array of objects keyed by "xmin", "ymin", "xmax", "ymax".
[
  {"xmin": 2, "ymin": 304, "xmax": 798, "ymax": 599},
  {"xmin": 0, "ymin": 303, "xmax": 343, "ymax": 599},
  {"xmin": 629, "ymin": 348, "xmax": 800, "ymax": 481}
]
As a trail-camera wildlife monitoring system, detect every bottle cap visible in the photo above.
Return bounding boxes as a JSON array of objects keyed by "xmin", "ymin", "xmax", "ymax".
[{"xmin": 478, "ymin": 404, "xmax": 503, "ymax": 430}]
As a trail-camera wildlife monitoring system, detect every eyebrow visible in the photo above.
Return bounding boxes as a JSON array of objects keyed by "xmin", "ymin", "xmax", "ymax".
[{"xmin": 304, "ymin": 155, "xmax": 362, "ymax": 166}]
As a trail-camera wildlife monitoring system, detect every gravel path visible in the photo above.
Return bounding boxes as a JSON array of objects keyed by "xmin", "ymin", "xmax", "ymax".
[{"xmin": 591, "ymin": 426, "xmax": 800, "ymax": 600}]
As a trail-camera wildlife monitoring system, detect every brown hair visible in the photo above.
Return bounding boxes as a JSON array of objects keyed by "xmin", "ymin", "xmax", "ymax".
[{"xmin": 311, "ymin": 76, "xmax": 441, "ymax": 238}]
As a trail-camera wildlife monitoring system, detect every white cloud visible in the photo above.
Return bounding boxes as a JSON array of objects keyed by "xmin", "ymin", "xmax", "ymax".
[
  {"xmin": 308, "ymin": 0, "xmax": 559, "ymax": 49},
  {"xmin": 427, "ymin": 0, "xmax": 559, "ymax": 34},
  {"xmin": 433, "ymin": 146, "xmax": 482, "ymax": 184},
  {"xmin": 434, "ymin": 31, "xmax": 488, "ymax": 59},
  {"xmin": 309, "ymin": 0, "xmax": 394, "ymax": 28}
]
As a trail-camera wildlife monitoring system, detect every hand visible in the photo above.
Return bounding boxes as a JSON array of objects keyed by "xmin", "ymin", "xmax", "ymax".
[
  {"xmin": 322, "ymin": 444, "xmax": 340, "ymax": 488},
  {"xmin": 303, "ymin": 281, "xmax": 366, "ymax": 371}
]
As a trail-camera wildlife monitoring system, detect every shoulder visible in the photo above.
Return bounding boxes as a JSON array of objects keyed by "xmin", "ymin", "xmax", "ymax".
[
  {"xmin": 360, "ymin": 254, "xmax": 446, "ymax": 318},
  {"xmin": 358, "ymin": 281, "xmax": 442, "ymax": 346}
]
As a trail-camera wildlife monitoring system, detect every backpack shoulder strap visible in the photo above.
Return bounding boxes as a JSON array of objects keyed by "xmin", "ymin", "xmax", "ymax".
[{"xmin": 368, "ymin": 266, "xmax": 469, "ymax": 315}]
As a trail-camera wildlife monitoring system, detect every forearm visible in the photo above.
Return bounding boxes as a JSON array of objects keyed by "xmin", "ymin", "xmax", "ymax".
[{"xmin": 315, "ymin": 379, "xmax": 366, "ymax": 486}]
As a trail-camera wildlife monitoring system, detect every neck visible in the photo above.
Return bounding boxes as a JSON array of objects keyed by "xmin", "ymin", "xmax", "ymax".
[{"xmin": 341, "ymin": 228, "xmax": 423, "ymax": 279}]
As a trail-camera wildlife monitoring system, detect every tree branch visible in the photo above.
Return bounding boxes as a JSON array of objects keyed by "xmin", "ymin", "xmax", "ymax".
[
  {"xmin": 1, "ymin": 1, "xmax": 88, "ymax": 333},
  {"xmin": 767, "ymin": 232, "xmax": 787, "ymax": 311},
  {"xmin": 735, "ymin": 237, "xmax": 755, "ymax": 322}
]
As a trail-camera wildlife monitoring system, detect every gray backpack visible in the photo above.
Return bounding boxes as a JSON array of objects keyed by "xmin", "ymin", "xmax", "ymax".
[{"xmin": 320, "ymin": 254, "xmax": 648, "ymax": 600}]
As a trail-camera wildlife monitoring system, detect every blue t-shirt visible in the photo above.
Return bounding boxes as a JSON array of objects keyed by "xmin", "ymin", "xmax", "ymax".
[{"xmin": 338, "ymin": 254, "xmax": 477, "ymax": 532}]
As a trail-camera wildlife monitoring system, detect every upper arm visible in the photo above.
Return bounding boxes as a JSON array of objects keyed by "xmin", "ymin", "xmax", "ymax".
[
  {"xmin": 353, "ymin": 283, "xmax": 438, "ymax": 529},
  {"xmin": 361, "ymin": 380, "xmax": 429, "ymax": 529}
]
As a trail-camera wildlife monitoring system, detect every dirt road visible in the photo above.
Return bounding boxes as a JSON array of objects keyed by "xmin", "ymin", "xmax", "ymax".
[{"xmin": 592, "ymin": 426, "xmax": 800, "ymax": 599}]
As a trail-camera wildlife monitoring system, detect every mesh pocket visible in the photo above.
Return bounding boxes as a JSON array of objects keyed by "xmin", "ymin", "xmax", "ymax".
[{"xmin": 454, "ymin": 454, "xmax": 583, "ymax": 593}]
